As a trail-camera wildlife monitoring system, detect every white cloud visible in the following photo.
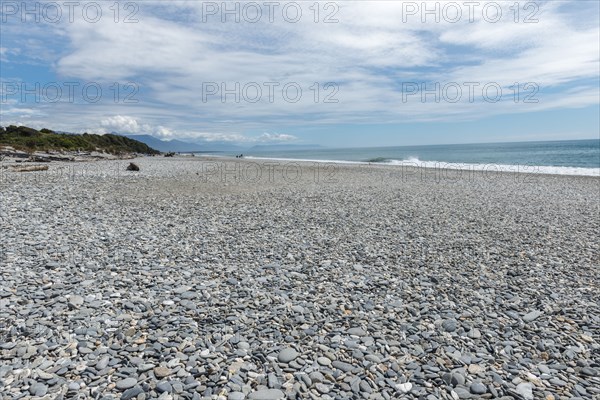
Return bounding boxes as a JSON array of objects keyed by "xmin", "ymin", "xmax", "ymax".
[
  {"xmin": 0, "ymin": 46, "xmax": 21, "ymax": 62},
  {"xmin": 94, "ymin": 115, "xmax": 296, "ymax": 143},
  {"xmin": 154, "ymin": 126, "xmax": 174, "ymax": 138},
  {"xmin": 257, "ymin": 132, "xmax": 297, "ymax": 142},
  {"xmin": 100, "ymin": 115, "xmax": 141, "ymax": 134}
]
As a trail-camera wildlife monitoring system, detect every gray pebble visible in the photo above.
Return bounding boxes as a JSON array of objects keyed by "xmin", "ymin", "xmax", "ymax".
[
  {"xmin": 121, "ymin": 386, "xmax": 144, "ymax": 400},
  {"xmin": 523, "ymin": 310, "xmax": 543, "ymax": 322},
  {"xmin": 470, "ymin": 381, "xmax": 487, "ymax": 394},
  {"xmin": 248, "ymin": 389, "xmax": 285, "ymax": 400},
  {"xmin": 332, "ymin": 360, "xmax": 355, "ymax": 372},
  {"xmin": 29, "ymin": 382, "xmax": 48, "ymax": 397},
  {"xmin": 156, "ymin": 381, "xmax": 172, "ymax": 393},
  {"xmin": 347, "ymin": 327, "xmax": 367, "ymax": 336},
  {"xmin": 515, "ymin": 382, "xmax": 534, "ymax": 400},
  {"xmin": 116, "ymin": 377, "xmax": 138, "ymax": 390},
  {"xmin": 581, "ymin": 367, "xmax": 597, "ymax": 376},
  {"xmin": 442, "ymin": 319, "xmax": 458, "ymax": 332},
  {"xmin": 315, "ymin": 383, "xmax": 330, "ymax": 394},
  {"xmin": 277, "ymin": 348, "xmax": 299, "ymax": 363},
  {"xmin": 317, "ymin": 357, "xmax": 332, "ymax": 366}
]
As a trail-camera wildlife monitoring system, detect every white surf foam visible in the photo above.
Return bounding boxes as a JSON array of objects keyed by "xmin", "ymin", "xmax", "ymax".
[
  {"xmin": 244, "ymin": 156, "xmax": 600, "ymax": 176},
  {"xmin": 386, "ymin": 158, "xmax": 600, "ymax": 176}
]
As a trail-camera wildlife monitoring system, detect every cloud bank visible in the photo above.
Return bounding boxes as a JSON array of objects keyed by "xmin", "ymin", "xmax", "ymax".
[{"xmin": 0, "ymin": 0, "xmax": 598, "ymax": 142}]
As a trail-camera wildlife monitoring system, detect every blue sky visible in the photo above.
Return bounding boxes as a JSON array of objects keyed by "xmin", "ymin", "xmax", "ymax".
[{"xmin": 1, "ymin": 0, "xmax": 599, "ymax": 146}]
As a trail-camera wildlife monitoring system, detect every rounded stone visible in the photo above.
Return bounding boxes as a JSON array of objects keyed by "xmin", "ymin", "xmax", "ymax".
[
  {"xmin": 454, "ymin": 387, "xmax": 472, "ymax": 399},
  {"xmin": 516, "ymin": 382, "xmax": 534, "ymax": 400},
  {"xmin": 121, "ymin": 386, "xmax": 144, "ymax": 400},
  {"xmin": 451, "ymin": 373, "xmax": 465, "ymax": 387},
  {"xmin": 442, "ymin": 319, "xmax": 458, "ymax": 332},
  {"xmin": 156, "ymin": 381, "xmax": 172, "ymax": 393},
  {"xmin": 347, "ymin": 327, "xmax": 367, "ymax": 336},
  {"xmin": 116, "ymin": 377, "xmax": 138, "ymax": 390},
  {"xmin": 470, "ymin": 382, "xmax": 487, "ymax": 394},
  {"xmin": 248, "ymin": 389, "xmax": 285, "ymax": 400},
  {"xmin": 396, "ymin": 382, "xmax": 412, "ymax": 393},
  {"xmin": 29, "ymin": 383, "xmax": 48, "ymax": 397},
  {"xmin": 277, "ymin": 348, "xmax": 299, "ymax": 363},
  {"xmin": 238, "ymin": 342, "xmax": 250, "ymax": 350},
  {"xmin": 317, "ymin": 357, "xmax": 332, "ymax": 366},
  {"xmin": 581, "ymin": 367, "xmax": 597, "ymax": 377},
  {"xmin": 153, "ymin": 366, "xmax": 171, "ymax": 378},
  {"xmin": 315, "ymin": 383, "xmax": 330, "ymax": 394}
]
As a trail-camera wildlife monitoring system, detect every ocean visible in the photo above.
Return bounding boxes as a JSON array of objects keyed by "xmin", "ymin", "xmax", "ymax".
[{"xmin": 240, "ymin": 139, "xmax": 600, "ymax": 176}]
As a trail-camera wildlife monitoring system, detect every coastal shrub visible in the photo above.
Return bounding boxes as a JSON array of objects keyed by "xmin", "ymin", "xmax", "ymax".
[{"xmin": 0, "ymin": 125, "xmax": 159, "ymax": 155}]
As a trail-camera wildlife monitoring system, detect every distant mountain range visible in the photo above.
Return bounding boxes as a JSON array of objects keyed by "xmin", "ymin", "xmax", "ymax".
[
  {"xmin": 121, "ymin": 134, "xmax": 323, "ymax": 153},
  {"xmin": 122, "ymin": 134, "xmax": 248, "ymax": 153},
  {"xmin": 122, "ymin": 135, "xmax": 202, "ymax": 152}
]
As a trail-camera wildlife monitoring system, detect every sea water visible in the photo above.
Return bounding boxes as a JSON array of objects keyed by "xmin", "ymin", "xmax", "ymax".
[{"xmin": 243, "ymin": 140, "xmax": 600, "ymax": 176}]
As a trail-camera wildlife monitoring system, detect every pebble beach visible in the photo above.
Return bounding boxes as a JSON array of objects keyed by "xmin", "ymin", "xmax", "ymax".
[{"xmin": 1, "ymin": 156, "xmax": 599, "ymax": 400}]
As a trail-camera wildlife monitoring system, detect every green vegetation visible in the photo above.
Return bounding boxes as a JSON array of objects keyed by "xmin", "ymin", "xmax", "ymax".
[{"xmin": 0, "ymin": 125, "xmax": 160, "ymax": 155}]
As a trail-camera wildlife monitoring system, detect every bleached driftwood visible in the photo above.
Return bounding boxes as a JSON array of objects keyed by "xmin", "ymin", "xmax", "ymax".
[{"xmin": 12, "ymin": 165, "xmax": 49, "ymax": 172}]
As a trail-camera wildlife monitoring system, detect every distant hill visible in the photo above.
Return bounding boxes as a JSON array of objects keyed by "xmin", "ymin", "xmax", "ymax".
[
  {"xmin": 122, "ymin": 134, "xmax": 246, "ymax": 152},
  {"xmin": 122, "ymin": 135, "xmax": 200, "ymax": 153},
  {"xmin": 0, "ymin": 125, "xmax": 159, "ymax": 154}
]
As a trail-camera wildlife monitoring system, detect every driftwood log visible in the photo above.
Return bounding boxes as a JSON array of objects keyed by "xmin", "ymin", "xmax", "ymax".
[{"xmin": 12, "ymin": 165, "xmax": 49, "ymax": 172}]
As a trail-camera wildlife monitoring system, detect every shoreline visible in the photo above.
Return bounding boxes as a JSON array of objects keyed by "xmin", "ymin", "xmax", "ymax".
[
  {"xmin": 1, "ymin": 145, "xmax": 598, "ymax": 178},
  {"xmin": 2, "ymin": 155, "xmax": 600, "ymax": 184}
]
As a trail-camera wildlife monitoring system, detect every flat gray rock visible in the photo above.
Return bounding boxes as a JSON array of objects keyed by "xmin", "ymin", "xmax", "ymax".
[
  {"xmin": 396, "ymin": 382, "xmax": 412, "ymax": 393},
  {"xmin": 116, "ymin": 377, "xmax": 138, "ymax": 390},
  {"xmin": 277, "ymin": 348, "xmax": 298, "ymax": 363},
  {"xmin": 317, "ymin": 357, "xmax": 332, "ymax": 366},
  {"xmin": 454, "ymin": 387, "xmax": 472, "ymax": 399},
  {"xmin": 442, "ymin": 319, "xmax": 458, "ymax": 332},
  {"xmin": 516, "ymin": 382, "xmax": 534, "ymax": 400},
  {"xmin": 29, "ymin": 383, "xmax": 48, "ymax": 396},
  {"xmin": 153, "ymin": 366, "xmax": 171, "ymax": 378},
  {"xmin": 523, "ymin": 310, "xmax": 543, "ymax": 322},
  {"xmin": 332, "ymin": 360, "xmax": 355, "ymax": 372},
  {"xmin": 121, "ymin": 386, "xmax": 143, "ymax": 400},
  {"xmin": 470, "ymin": 382, "xmax": 487, "ymax": 394},
  {"xmin": 69, "ymin": 295, "xmax": 84, "ymax": 307},
  {"xmin": 248, "ymin": 389, "xmax": 285, "ymax": 400},
  {"xmin": 347, "ymin": 327, "xmax": 367, "ymax": 336},
  {"xmin": 581, "ymin": 367, "xmax": 597, "ymax": 376}
]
